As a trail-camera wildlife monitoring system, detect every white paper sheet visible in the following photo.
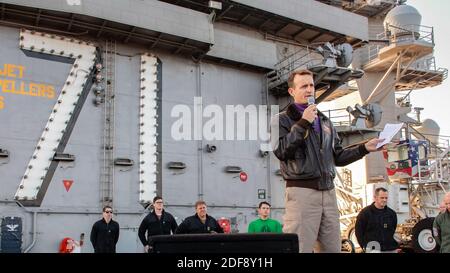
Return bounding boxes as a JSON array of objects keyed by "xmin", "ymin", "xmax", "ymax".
[{"xmin": 376, "ymin": 123, "xmax": 404, "ymax": 149}]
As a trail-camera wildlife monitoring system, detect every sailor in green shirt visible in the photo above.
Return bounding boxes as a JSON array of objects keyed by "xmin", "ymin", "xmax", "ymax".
[
  {"xmin": 433, "ymin": 192, "xmax": 450, "ymax": 253},
  {"xmin": 248, "ymin": 201, "xmax": 282, "ymax": 233}
]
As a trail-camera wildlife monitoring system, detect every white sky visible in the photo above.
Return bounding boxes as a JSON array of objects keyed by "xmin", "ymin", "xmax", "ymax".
[{"xmin": 407, "ymin": 0, "xmax": 450, "ymax": 137}]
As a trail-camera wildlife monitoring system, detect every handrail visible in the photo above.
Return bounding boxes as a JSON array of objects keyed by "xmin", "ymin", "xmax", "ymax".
[
  {"xmin": 273, "ymin": 45, "xmax": 312, "ymax": 68},
  {"xmin": 267, "ymin": 47, "xmax": 322, "ymax": 89},
  {"xmin": 409, "ymin": 125, "xmax": 445, "ymax": 154},
  {"xmin": 322, "ymin": 108, "xmax": 352, "ymax": 127},
  {"xmin": 363, "ymin": 23, "xmax": 435, "ymax": 65}
]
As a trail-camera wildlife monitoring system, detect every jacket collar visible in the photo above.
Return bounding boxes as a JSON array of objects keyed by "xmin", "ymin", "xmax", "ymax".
[
  {"xmin": 285, "ymin": 103, "xmax": 328, "ymax": 122},
  {"xmin": 195, "ymin": 213, "xmax": 210, "ymax": 222},
  {"xmin": 151, "ymin": 209, "xmax": 165, "ymax": 217},
  {"xmin": 101, "ymin": 218, "xmax": 114, "ymax": 224},
  {"xmin": 286, "ymin": 103, "xmax": 302, "ymax": 121},
  {"xmin": 370, "ymin": 202, "xmax": 387, "ymax": 212}
]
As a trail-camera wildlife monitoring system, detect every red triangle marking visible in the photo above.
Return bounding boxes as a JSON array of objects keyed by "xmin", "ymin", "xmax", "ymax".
[{"xmin": 63, "ymin": 180, "xmax": 73, "ymax": 192}]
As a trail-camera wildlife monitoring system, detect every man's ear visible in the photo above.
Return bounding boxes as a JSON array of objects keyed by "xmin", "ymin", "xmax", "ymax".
[{"xmin": 288, "ymin": 87, "xmax": 294, "ymax": 97}]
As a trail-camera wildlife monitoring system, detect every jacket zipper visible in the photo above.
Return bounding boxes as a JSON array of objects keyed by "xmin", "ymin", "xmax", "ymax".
[
  {"xmin": 312, "ymin": 117, "xmax": 331, "ymax": 189},
  {"xmin": 311, "ymin": 129, "xmax": 324, "ymax": 174}
]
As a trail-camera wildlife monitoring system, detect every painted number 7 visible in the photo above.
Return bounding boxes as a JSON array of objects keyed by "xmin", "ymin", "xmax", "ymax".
[{"xmin": 14, "ymin": 29, "xmax": 96, "ymax": 206}]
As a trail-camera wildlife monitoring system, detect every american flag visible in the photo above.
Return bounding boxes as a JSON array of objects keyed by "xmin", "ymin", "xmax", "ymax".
[{"xmin": 383, "ymin": 140, "xmax": 428, "ymax": 180}]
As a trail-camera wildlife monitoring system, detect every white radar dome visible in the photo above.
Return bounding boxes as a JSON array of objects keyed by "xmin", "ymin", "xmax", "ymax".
[
  {"xmin": 413, "ymin": 119, "xmax": 440, "ymax": 144},
  {"xmin": 384, "ymin": 5, "xmax": 422, "ymax": 36}
]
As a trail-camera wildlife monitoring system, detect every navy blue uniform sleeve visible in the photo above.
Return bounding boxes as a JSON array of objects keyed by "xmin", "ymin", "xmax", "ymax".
[
  {"xmin": 138, "ymin": 215, "xmax": 148, "ymax": 246},
  {"xmin": 90, "ymin": 222, "xmax": 98, "ymax": 248},
  {"xmin": 170, "ymin": 215, "xmax": 178, "ymax": 234},
  {"xmin": 114, "ymin": 222, "xmax": 120, "ymax": 244},
  {"xmin": 355, "ymin": 210, "xmax": 368, "ymax": 249},
  {"xmin": 176, "ymin": 219, "xmax": 189, "ymax": 234}
]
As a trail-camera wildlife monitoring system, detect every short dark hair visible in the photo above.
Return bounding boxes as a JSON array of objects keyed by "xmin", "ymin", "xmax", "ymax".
[
  {"xmin": 153, "ymin": 196, "xmax": 162, "ymax": 203},
  {"xmin": 102, "ymin": 205, "xmax": 112, "ymax": 212},
  {"xmin": 195, "ymin": 200, "xmax": 206, "ymax": 208},
  {"xmin": 375, "ymin": 187, "xmax": 388, "ymax": 195},
  {"xmin": 258, "ymin": 201, "xmax": 271, "ymax": 208},
  {"xmin": 287, "ymin": 69, "xmax": 313, "ymax": 88}
]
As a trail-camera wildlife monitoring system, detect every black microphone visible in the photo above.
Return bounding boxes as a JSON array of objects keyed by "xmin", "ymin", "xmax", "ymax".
[{"xmin": 307, "ymin": 96, "xmax": 315, "ymax": 106}]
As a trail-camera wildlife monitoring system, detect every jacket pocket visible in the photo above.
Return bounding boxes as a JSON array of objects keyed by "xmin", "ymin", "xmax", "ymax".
[{"xmin": 292, "ymin": 149, "xmax": 316, "ymax": 176}]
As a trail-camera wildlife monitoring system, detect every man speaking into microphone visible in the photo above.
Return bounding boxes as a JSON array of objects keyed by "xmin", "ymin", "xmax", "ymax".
[{"xmin": 270, "ymin": 70, "xmax": 383, "ymax": 253}]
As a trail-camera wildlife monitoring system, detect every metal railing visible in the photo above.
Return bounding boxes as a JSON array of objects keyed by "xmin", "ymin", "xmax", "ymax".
[
  {"xmin": 439, "ymin": 67, "xmax": 449, "ymax": 81},
  {"xmin": 267, "ymin": 46, "xmax": 323, "ymax": 89},
  {"xmin": 408, "ymin": 125, "xmax": 450, "ymax": 186},
  {"xmin": 322, "ymin": 107, "xmax": 353, "ymax": 127},
  {"xmin": 362, "ymin": 24, "xmax": 435, "ymax": 65},
  {"xmin": 407, "ymin": 55, "xmax": 448, "ymax": 80},
  {"xmin": 409, "ymin": 126, "xmax": 448, "ymax": 154}
]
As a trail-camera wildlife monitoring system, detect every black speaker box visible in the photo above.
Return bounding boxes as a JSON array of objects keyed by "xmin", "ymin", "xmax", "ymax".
[{"xmin": 149, "ymin": 233, "xmax": 298, "ymax": 253}]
